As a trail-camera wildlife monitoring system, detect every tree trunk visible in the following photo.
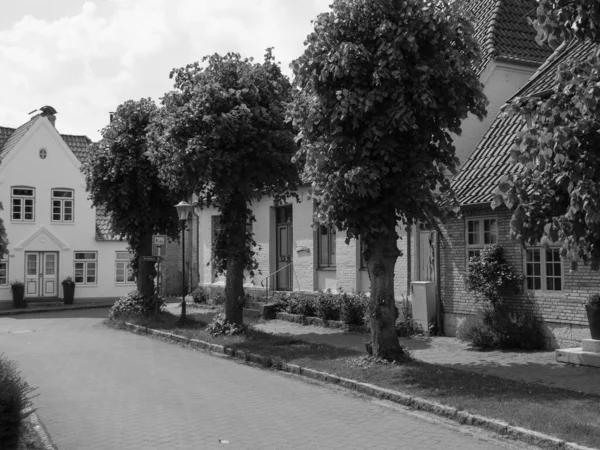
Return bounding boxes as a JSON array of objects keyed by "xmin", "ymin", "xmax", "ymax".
[
  {"xmin": 224, "ymin": 192, "xmax": 247, "ymax": 325},
  {"xmin": 137, "ymin": 231, "xmax": 155, "ymax": 298},
  {"xmin": 366, "ymin": 212, "xmax": 404, "ymax": 361}
]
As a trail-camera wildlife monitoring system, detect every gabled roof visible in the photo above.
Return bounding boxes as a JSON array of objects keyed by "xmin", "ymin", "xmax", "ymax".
[
  {"xmin": 452, "ymin": 39, "xmax": 597, "ymax": 206},
  {"xmin": 0, "ymin": 115, "xmax": 93, "ymax": 163},
  {"xmin": 469, "ymin": 0, "xmax": 552, "ymax": 74}
]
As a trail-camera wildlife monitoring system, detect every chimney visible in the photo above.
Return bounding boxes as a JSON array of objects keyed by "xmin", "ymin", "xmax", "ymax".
[
  {"xmin": 109, "ymin": 112, "xmax": 115, "ymax": 123},
  {"xmin": 39, "ymin": 105, "xmax": 58, "ymax": 128}
]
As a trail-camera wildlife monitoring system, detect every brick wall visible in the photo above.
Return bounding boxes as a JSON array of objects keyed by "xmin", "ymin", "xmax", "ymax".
[
  {"xmin": 159, "ymin": 214, "xmax": 199, "ymax": 296},
  {"xmin": 439, "ymin": 206, "xmax": 594, "ymax": 348}
]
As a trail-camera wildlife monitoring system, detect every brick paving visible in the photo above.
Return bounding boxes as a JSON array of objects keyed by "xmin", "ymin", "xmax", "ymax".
[
  {"xmin": 253, "ymin": 319, "xmax": 600, "ymax": 396},
  {"xmin": 0, "ymin": 309, "xmax": 532, "ymax": 450}
]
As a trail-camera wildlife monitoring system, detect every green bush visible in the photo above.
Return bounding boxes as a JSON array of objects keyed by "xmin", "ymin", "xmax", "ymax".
[
  {"xmin": 191, "ymin": 287, "xmax": 208, "ymax": 304},
  {"xmin": 315, "ymin": 290, "xmax": 342, "ymax": 321},
  {"xmin": 395, "ymin": 298, "xmax": 424, "ymax": 337},
  {"xmin": 457, "ymin": 305, "xmax": 546, "ymax": 350},
  {"xmin": 285, "ymin": 292, "xmax": 318, "ymax": 317},
  {"xmin": 339, "ymin": 292, "xmax": 368, "ymax": 326},
  {"xmin": 108, "ymin": 290, "xmax": 165, "ymax": 321},
  {"xmin": 0, "ymin": 355, "xmax": 37, "ymax": 449},
  {"xmin": 206, "ymin": 313, "xmax": 247, "ymax": 336},
  {"xmin": 212, "ymin": 292, "xmax": 226, "ymax": 306}
]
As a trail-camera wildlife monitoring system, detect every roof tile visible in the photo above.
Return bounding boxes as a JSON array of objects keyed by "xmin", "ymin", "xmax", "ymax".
[{"xmin": 452, "ymin": 39, "xmax": 597, "ymax": 206}]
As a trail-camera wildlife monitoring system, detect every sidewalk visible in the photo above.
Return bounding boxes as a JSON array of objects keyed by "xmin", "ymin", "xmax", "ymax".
[
  {"xmin": 0, "ymin": 300, "xmax": 115, "ymax": 317},
  {"xmin": 252, "ymin": 319, "xmax": 600, "ymax": 397}
]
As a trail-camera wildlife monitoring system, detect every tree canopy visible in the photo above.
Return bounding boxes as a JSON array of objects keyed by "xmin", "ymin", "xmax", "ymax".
[
  {"xmin": 148, "ymin": 50, "xmax": 299, "ymax": 324},
  {"xmin": 290, "ymin": 0, "xmax": 487, "ymax": 360},
  {"xmin": 493, "ymin": 1, "xmax": 600, "ymax": 270},
  {"xmin": 83, "ymin": 98, "xmax": 184, "ymax": 295}
]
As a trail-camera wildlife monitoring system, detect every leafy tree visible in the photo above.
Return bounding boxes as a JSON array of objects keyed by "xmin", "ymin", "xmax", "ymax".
[
  {"xmin": 83, "ymin": 99, "xmax": 183, "ymax": 297},
  {"xmin": 148, "ymin": 50, "xmax": 299, "ymax": 325},
  {"xmin": 0, "ymin": 204, "xmax": 7, "ymax": 258},
  {"xmin": 493, "ymin": 2, "xmax": 600, "ymax": 269},
  {"xmin": 290, "ymin": 0, "xmax": 487, "ymax": 361}
]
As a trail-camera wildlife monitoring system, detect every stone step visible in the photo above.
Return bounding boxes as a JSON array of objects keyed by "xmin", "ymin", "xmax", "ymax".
[
  {"xmin": 243, "ymin": 308, "xmax": 261, "ymax": 318},
  {"xmin": 556, "ymin": 347, "xmax": 600, "ymax": 368},
  {"xmin": 583, "ymin": 339, "xmax": 600, "ymax": 353}
]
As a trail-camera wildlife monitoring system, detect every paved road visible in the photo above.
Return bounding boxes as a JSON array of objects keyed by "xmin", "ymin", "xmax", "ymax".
[{"xmin": 1, "ymin": 309, "xmax": 532, "ymax": 450}]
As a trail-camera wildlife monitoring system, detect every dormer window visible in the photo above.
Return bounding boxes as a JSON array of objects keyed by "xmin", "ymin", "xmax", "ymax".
[
  {"xmin": 51, "ymin": 189, "xmax": 74, "ymax": 223},
  {"xmin": 11, "ymin": 187, "xmax": 35, "ymax": 222}
]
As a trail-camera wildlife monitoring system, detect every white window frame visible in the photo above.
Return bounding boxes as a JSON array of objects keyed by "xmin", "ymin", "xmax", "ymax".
[
  {"xmin": 11, "ymin": 187, "xmax": 35, "ymax": 222},
  {"xmin": 115, "ymin": 251, "xmax": 135, "ymax": 284},
  {"xmin": 465, "ymin": 217, "xmax": 498, "ymax": 264},
  {"xmin": 51, "ymin": 188, "xmax": 74, "ymax": 223},
  {"xmin": 74, "ymin": 252, "xmax": 98, "ymax": 285},
  {"xmin": 0, "ymin": 256, "xmax": 8, "ymax": 286},
  {"xmin": 318, "ymin": 224, "xmax": 336, "ymax": 269},
  {"xmin": 525, "ymin": 247, "xmax": 563, "ymax": 292}
]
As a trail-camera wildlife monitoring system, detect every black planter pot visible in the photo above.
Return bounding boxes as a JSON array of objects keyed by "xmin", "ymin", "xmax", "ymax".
[
  {"xmin": 63, "ymin": 284, "xmax": 75, "ymax": 305},
  {"xmin": 11, "ymin": 286, "xmax": 25, "ymax": 309},
  {"xmin": 585, "ymin": 304, "xmax": 600, "ymax": 340}
]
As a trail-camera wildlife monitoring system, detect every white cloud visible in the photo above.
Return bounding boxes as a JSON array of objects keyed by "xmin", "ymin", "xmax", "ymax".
[{"xmin": 0, "ymin": 0, "xmax": 332, "ymax": 140}]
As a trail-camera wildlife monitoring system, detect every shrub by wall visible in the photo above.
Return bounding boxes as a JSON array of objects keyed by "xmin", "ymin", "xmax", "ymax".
[
  {"xmin": 108, "ymin": 290, "xmax": 165, "ymax": 321},
  {"xmin": 0, "ymin": 355, "xmax": 37, "ymax": 449}
]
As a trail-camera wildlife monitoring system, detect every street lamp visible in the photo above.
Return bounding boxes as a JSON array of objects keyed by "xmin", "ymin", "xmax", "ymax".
[{"xmin": 175, "ymin": 200, "xmax": 193, "ymax": 321}]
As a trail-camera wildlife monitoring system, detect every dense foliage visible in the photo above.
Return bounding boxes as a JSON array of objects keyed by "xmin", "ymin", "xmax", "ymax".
[
  {"xmin": 289, "ymin": 0, "xmax": 487, "ymax": 360},
  {"xmin": 0, "ymin": 355, "xmax": 37, "ymax": 448},
  {"xmin": 274, "ymin": 290, "xmax": 369, "ymax": 326},
  {"xmin": 464, "ymin": 245, "xmax": 523, "ymax": 304},
  {"xmin": 108, "ymin": 290, "xmax": 165, "ymax": 321},
  {"xmin": 148, "ymin": 50, "xmax": 299, "ymax": 325},
  {"xmin": 83, "ymin": 99, "xmax": 184, "ymax": 296},
  {"xmin": 0, "ymin": 203, "xmax": 7, "ymax": 258},
  {"xmin": 493, "ymin": 1, "xmax": 600, "ymax": 270}
]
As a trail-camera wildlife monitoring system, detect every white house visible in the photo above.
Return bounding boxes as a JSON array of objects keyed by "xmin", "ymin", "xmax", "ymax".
[{"xmin": 0, "ymin": 107, "xmax": 136, "ymax": 308}]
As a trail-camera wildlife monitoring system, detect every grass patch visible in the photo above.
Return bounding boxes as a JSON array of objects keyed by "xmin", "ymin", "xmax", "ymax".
[{"xmin": 110, "ymin": 311, "xmax": 600, "ymax": 448}]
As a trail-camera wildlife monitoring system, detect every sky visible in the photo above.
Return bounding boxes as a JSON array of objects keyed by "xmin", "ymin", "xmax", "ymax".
[{"xmin": 0, "ymin": 0, "xmax": 332, "ymax": 141}]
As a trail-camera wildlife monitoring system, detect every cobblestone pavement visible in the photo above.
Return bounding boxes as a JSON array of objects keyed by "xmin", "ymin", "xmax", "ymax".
[
  {"xmin": 252, "ymin": 320, "xmax": 600, "ymax": 396},
  {"xmin": 0, "ymin": 309, "xmax": 533, "ymax": 450}
]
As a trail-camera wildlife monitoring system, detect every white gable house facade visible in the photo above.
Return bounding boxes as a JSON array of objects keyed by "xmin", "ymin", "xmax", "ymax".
[{"xmin": 0, "ymin": 108, "xmax": 136, "ymax": 308}]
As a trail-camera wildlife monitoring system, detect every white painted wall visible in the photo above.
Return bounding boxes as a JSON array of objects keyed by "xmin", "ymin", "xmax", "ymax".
[
  {"xmin": 0, "ymin": 117, "xmax": 135, "ymax": 306},
  {"xmin": 453, "ymin": 61, "xmax": 539, "ymax": 167}
]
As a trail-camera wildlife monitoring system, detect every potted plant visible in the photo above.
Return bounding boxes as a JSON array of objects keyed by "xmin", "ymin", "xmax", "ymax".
[
  {"xmin": 10, "ymin": 280, "xmax": 25, "ymax": 308},
  {"xmin": 62, "ymin": 277, "xmax": 75, "ymax": 305},
  {"xmin": 586, "ymin": 294, "xmax": 600, "ymax": 340}
]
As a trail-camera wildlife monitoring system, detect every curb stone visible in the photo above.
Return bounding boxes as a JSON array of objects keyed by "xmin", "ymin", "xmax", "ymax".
[
  {"xmin": 122, "ymin": 322, "xmax": 593, "ymax": 450},
  {"xmin": 23, "ymin": 408, "xmax": 58, "ymax": 450},
  {"xmin": 0, "ymin": 303, "xmax": 113, "ymax": 317}
]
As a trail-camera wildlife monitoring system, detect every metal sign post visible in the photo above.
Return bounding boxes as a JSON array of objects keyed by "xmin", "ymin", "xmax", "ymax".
[{"xmin": 154, "ymin": 239, "xmax": 164, "ymax": 318}]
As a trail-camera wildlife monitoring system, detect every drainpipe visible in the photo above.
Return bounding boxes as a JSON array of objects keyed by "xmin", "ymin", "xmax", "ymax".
[{"xmin": 436, "ymin": 232, "xmax": 443, "ymax": 335}]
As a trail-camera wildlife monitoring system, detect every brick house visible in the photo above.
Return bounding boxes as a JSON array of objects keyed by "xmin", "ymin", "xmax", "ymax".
[
  {"xmin": 441, "ymin": 40, "xmax": 597, "ymax": 348},
  {"xmin": 193, "ymin": 0, "xmax": 551, "ymax": 302}
]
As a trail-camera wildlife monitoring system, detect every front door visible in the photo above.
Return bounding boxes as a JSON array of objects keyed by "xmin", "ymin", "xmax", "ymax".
[
  {"xmin": 24, "ymin": 252, "xmax": 58, "ymax": 298},
  {"xmin": 275, "ymin": 206, "xmax": 293, "ymax": 291}
]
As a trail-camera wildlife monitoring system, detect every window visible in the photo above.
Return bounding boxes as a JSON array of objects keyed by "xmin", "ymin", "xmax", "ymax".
[
  {"xmin": 466, "ymin": 217, "xmax": 498, "ymax": 261},
  {"xmin": 115, "ymin": 252, "xmax": 135, "ymax": 284},
  {"xmin": 11, "ymin": 187, "xmax": 35, "ymax": 222},
  {"xmin": 0, "ymin": 256, "xmax": 8, "ymax": 286},
  {"xmin": 74, "ymin": 252, "xmax": 97, "ymax": 285},
  {"xmin": 525, "ymin": 248, "xmax": 562, "ymax": 291},
  {"xmin": 318, "ymin": 225, "xmax": 336, "ymax": 268},
  {"xmin": 39, "ymin": 148, "xmax": 47, "ymax": 159},
  {"xmin": 52, "ymin": 189, "xmax": 74, "ymax": 222}
]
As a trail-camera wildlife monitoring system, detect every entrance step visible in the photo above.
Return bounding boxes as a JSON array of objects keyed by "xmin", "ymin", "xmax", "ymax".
[
  {"xmin": 243, "ymin": 308, "xmax": 261, "ymax": 318},
  {"xmin": 556, "ymin": 339, "xmax": 600, "ymax": 368}
]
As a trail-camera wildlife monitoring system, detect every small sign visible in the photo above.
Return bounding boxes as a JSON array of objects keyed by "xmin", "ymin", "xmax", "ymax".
[
  {"xmin": 152, "ymin": 235, "xmax": 167, "ymax": 257},
  {"xmin": 141, "ymin": 256, "xmax": 158, "ymax": 262}
]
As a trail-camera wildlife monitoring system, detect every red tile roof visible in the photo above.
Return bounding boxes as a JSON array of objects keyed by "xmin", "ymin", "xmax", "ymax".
[
  {"xmin": 452, "ymin": 40, "xmax": 597, "ymax": 206},
  {"xmin": 468, "ymin": 0, "xmax": 552, "ymax": 74}
]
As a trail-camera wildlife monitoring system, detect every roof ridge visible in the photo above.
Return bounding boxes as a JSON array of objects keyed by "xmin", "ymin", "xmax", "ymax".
[{"xmin": 485, "ymin": 0, "xmax": 504, "ymax": 60}]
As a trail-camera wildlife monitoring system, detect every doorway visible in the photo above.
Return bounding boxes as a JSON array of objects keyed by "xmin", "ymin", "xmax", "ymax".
[
  {"xmin": 24, "ymin": 251, "xmax": 59, "ymax": 298},
  {"xmin": 275, "ymin": 205, "xmax": 293, "ymax": 291}
]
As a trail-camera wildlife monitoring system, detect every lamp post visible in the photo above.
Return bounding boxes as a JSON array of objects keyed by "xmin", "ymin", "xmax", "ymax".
[{"xmin": 175, "ymin": 200, "xmax": 193, "ymax": 321}]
